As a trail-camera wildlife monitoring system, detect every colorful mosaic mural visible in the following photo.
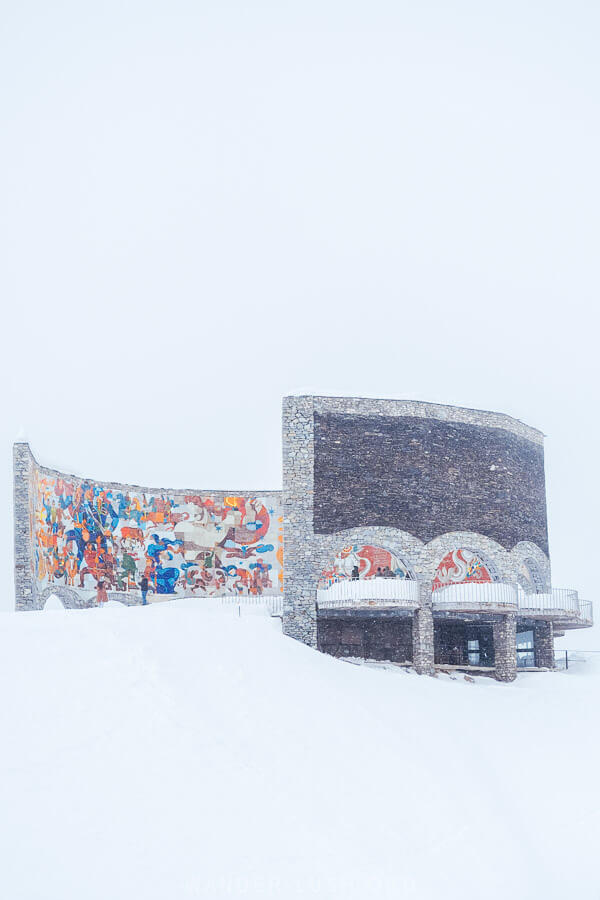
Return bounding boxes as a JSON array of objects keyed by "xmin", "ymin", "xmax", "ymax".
[
  {"xmin": 320, "ymin": 544, "xmax": 411, "ymax": 586},
  {"xmin": 432, "ymin": 548, "xmax": 492, "ymax": 591},
  {"xmin": 33, "ymin": 472, "xmax": 283, "ymax": 599}
]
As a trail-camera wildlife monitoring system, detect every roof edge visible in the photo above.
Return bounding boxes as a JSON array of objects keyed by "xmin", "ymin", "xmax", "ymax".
[
  {"xmin": 14, "ymin": 442, "xmax": 282, "ymax": 498},
  {"xmin": 284, "ymin": 395, "xmax": 545, "ymax": 445}
]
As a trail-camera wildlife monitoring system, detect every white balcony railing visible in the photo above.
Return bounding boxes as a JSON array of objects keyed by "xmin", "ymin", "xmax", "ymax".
[
  {"xmin": 578, "ymin": 600, "xmax": 593, "ymax": 625},
  {"xmin": 317, "ymin": 577, "xmax": 420, "ymax": 609},
  {"xmin": 517, "ymin": 587, "xmax": 579, "ymax": 616},
  {"xmin": 432, "ymin": 582, "xmax": 592, "ymax": 625},
  {"xmin": 517, "ymin": 587, "xmax": 592, "ymax": 624},
  {"xmin": 310, "ymin": 577, "xmax": 592, "ymax": 625},
  {"xmin": 433, "ymin": 582, "xmax": 519, "ymax": 610}
]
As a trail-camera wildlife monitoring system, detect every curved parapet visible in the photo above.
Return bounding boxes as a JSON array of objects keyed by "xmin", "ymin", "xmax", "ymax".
[{"xmin": 13, "ymin": 443, "xmax": 282, "ymax": 611}]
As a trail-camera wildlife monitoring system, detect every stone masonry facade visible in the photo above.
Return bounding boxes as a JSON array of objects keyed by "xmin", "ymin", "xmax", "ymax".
[
  {"xmin": 13, "ymin": 443, "xmax": 36, "ymax": 611},
  {"xmin": 13, "ymin": 442, "xmax": 282, "ymax": 611},
  {"xmin": 282, "ymin": 395, "xmax": 580, "ymax": 683},
  {"xmin": 313, "ymin": 410, "xmax": 548, "ymax": 552},
  {"xmin": 14, "ymin": 395, "xmax": 591, "ymax": 683}
]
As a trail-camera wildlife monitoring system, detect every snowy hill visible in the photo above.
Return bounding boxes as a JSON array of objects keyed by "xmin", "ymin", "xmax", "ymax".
[{"xmin": 0, "ymin": 600, "xmax": 597, "ymax": 899}]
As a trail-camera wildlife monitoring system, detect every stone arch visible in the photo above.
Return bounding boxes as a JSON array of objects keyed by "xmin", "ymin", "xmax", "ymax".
[
  {"xmin": 432, "ymin": 547, "xmax": 498, "ymax": 590},
  {"xmin": 522, "ymin": 557, "xmax": 545, "ymax": 592},
  {"xmin": 313, "ymin": 527, "xmax": 423, "ymax": 588},
  {"xmin": 510, "ymin": 541, "xmax": 551, "ymax": 592},
  {"xmin": 318, "ymin": 543, "xmax": 414, "ymax": 587},
  {"xmin": 422, "ymin": 532, "xmax": 513, "ymax": 585},
  {"xmin": 37, "ymin": 585, "xmax": 92, "ymax": 610}
]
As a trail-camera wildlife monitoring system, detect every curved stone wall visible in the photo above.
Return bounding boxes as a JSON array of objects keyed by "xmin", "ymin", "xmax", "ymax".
[
  {"xmin": 282, "ymin": 396, "xmax": 551, "ymax": 646},
  {"xmin": 14, "ymin": 444, "xmax": 282, "ymax": 610},
  {"xmin": 14, "ymin": 395, "xmax": 552, "ymax": 631},
  {"xmin": 313, "ymin": 409, "xmax": 548, "ymax": 553}
]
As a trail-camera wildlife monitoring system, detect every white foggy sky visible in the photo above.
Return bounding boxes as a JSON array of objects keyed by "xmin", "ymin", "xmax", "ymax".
[{"xmin": 1, "ymin": 1, "xmax": 598, "ymax": 638}]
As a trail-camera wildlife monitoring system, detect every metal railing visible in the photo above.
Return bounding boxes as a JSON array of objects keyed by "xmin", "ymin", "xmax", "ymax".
[
  {"xmin": 317, "ymin": 577, "xmax": 420, "ymax": 609},
  {"xmin": 433, "ymin": 581, "xmax": 519, "ymax": 609},
  {"xmin": 517, "ymin": 587, "xmax": 581, "ymax": 618},
  {"xmin": 267, "ymin": 596, "xmax": 283, "ymax": 617},
  {"xmin": 578, "ymin": 600, "xmax": 593, "ymax": 625},
  {"xmin": 432, "ymin": 582, "xmax": 593, "ymax": 625},
  {"xmin": 218, "ymin": 594, "xmax": 284, "ymax": 617},
  {"xmin": 315, "ymin": 577, "xmax": 593, "ymax": 623},
  {"xmin": 213, "ymin": 581, "xmax": 592, "ymax": 626},
  {"xmin": 555, "ymin": 648, "xmax": 599, "ymax": 670}
]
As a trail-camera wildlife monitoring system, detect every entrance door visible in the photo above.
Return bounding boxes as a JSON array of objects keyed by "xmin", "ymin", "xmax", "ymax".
[{"xmin": 516, "ymin": 629, "xmax": 535, "ymax": 667}]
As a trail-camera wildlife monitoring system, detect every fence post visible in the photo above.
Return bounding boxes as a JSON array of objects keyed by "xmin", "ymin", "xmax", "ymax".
[{"xmin": 565, "ymin": 649, "xmax": 568, "ymax": 670}]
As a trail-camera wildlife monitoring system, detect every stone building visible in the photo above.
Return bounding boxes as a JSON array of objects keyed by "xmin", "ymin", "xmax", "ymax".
[
  {"xmin": 13, "ymin": 395, "xmax": 593, "ymax": 682},
  {"xmin": 282, "ymin": 396, "xmax": 592, "ymax": 682}
]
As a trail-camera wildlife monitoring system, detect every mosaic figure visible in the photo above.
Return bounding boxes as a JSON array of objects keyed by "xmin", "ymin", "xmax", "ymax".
[
  {"xmin": 33, "ymin": 473, "xmax": 282, "ymax": 601},
  {"xmin": 319, "ymin": 544, "xmax": 411, "ymax": 586},
  {"xmin": 432, "ymin": 548, "xmax": 492, "ymax": 590}
]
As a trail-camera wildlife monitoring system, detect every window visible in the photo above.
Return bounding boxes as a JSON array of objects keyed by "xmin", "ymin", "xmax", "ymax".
[
  {"xmin": 517, "ymin": 629, "xmax": 535, "ymax": 668},
  {"xmin": 467, "ymin": 639, "xmax": 480, "ymax": 666}
]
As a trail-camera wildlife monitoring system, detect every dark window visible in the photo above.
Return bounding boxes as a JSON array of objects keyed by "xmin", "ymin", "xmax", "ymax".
[
  {"xmin": 517, "ymin": 629, "xmax": 535, "ymax": 668},
  {"xmin": 467, "ymin": 639, "xmax": 480, "ymax": 666}
]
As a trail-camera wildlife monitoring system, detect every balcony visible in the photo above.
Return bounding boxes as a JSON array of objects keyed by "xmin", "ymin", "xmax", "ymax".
[
  {"xmin": 314, "ymin": 578, "xmax": 593, "ymax": 626},
  {"xmin": 433, "ymin": 582, "xmax": 519, "ymax": 612},
  {"xmin": 317, "ymin": 577, "xmax": 420, "ymax": 610},
  {"xmin": 517, "ymin": 588, "xmax": 593, "ymax": 627},
  {"xmin": 431, "ymin": 582, "xmax": 593, "ymax": 628}
]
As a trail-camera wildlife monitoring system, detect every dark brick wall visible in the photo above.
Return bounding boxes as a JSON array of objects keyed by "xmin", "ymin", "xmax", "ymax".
[
  {"xmin": 313, "ymin": 412, "xmax": 548, "ymax": 553},
  {"xmin": 318, "ymin": 617, "xmax": 413, "ymax": 662}
]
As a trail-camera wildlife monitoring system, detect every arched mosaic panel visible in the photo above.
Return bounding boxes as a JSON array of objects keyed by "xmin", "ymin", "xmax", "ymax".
[
  {"xmin": 319, "ymin": 543, "xmax": 411, "ymax": 587},
  {"xmin": 432, "ymin": 548, "xmax": 494, "ymax": 591}
]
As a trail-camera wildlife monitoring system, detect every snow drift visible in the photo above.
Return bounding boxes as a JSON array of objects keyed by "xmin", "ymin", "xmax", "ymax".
[{"xmin": 0, "ymin": 600, "xmax": 597, "ymax": 899}]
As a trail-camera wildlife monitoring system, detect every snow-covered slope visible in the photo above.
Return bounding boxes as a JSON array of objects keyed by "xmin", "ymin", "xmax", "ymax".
[{"xmin": 0, "ymin": 601, "xmax": 597, "ymax": 899}]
